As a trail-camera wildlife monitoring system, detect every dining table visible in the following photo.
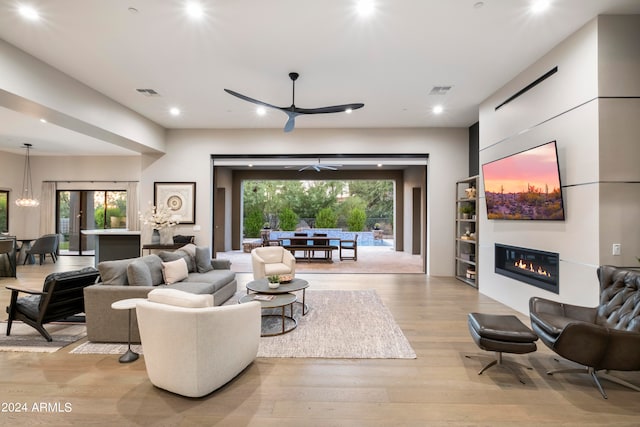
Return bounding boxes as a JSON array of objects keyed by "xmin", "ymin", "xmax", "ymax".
[{"xmin": 16, "ymin": 238, "xmax": 37, "ymax": 265}]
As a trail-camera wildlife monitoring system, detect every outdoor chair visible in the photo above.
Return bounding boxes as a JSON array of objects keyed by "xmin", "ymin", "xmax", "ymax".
[
  {"xmin": 312, "ymin": 233, "xmax": 329, "ymax": 259},
  {"xmin": 290, "ymin": 232, "xmax": 309, "ymax": 258},
  {"xmin": 340, "ymin": 234, "xmax": 358, "ymax": 261},
  {"xmin": 23, "ymin": 234, "xmax": 59, "ymax": 265},
  {"xmin": 5, "ymin": 267, "xmax": 100, "ymax": 341},
  {"xmin": 261, "ymin": 230, "xmax": 281, "ymax": 247}
]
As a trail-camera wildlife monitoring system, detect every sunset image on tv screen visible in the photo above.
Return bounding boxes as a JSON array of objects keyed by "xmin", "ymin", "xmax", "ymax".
[{"xmin": 482, "ymin": 141, "xmax": 565, "ymax": 220}]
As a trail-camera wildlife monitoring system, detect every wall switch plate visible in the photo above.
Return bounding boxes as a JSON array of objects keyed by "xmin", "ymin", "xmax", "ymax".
[
  {"xmin": 612, "ymin": 243, "xmax": 621, "ymax": 256},
  {"xmin": 193, "ymin": 225, "xmax": 201, "ymax": 231}
]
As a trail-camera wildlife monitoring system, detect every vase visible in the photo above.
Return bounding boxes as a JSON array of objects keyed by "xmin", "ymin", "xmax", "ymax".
[
  {"xmin": 159, "ymin": 228, "xmax": 174, "ymax": 245},
  {"xmin": 151, "ymin": 229, "xmax": 160, "ymax": 244}
]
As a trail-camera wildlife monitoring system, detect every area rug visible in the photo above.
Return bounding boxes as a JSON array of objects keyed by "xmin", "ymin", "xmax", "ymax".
[
  {"xmin": 71, "ymin": 290, "xmax": 416, "ymax": 359},
  {"xmin": 0, "ymin": 321, "xmax": 86, "ymax": 353}
]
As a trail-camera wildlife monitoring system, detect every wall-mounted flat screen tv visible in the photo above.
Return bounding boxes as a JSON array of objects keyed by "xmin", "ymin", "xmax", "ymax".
[{"xmin": 482, "ymin": 141, "xmax": 565, "ymax": 220}]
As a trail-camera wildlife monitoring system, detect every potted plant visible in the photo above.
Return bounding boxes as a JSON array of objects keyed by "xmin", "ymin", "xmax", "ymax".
[
  {"xmin": 459, "ymin": 203, "xmax": 475, "ymax": 220},
  {"xmin": 267, "ymin": 275, "xmax": 280, "ymax": 289}
]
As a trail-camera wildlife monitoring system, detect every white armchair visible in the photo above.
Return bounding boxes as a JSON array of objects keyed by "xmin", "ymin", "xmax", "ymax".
[
  {"xmin": 251, "ymin": 246, "xmax": 296, "ymax": 280},
  {"xmin": 135, "ymin": 288, "xmax": 261, "ymax": 398}
]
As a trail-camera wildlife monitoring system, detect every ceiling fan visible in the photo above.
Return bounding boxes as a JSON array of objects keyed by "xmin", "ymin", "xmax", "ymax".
[
  {"xmin": 297, "ymin": 159, "xmax": 343, "ymax": 172},
  {"xmin": 224, "ymin": 72, "xmax": 364, "ymax": 132}
]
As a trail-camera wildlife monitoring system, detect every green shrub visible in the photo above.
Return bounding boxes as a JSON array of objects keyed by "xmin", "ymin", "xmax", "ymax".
[
  {"xmin": 279, "ymin": 207, "xmax": 298, "ymax": 231},
  {"xmin": 315, "ymin": 207, "xmax": 337, "ymax": 228},
  {"xmin": 346, "ymin": 208, "xmax": 366, "ymax": 231},
  {"xmin": 244, "ymin": 208, "xmax": 264, "ymax": 238}
]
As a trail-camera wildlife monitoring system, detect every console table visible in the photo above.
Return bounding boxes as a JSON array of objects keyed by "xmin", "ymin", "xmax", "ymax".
[{"xmin": 142, "ymin": 243, "xmax": 184, "ymax": 255}]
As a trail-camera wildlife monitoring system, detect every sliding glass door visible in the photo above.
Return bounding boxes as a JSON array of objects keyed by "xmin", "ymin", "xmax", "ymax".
[{"xmin": 57, "ymin": 190, "xmax": 127, "ymax": 255}]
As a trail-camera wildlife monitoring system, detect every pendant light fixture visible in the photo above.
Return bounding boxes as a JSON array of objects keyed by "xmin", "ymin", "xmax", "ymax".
[{"xmin": 15, "ymin": 143, "xmax": 40, "ymax": 207}]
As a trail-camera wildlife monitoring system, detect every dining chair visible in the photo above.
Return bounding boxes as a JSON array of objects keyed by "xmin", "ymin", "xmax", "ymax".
[
  {"xmin": 23, "ymin": 234, "xmax": 59, "ymax": 265},
  {"xmin": 0, "ymin": 238, "xmax": 17, "ymax": 277}
]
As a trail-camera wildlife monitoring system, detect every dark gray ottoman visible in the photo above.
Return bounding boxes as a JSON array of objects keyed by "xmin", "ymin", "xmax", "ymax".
[{"xmin": 467, "ymin": 312, "xmax": 538, "ymax": 383}]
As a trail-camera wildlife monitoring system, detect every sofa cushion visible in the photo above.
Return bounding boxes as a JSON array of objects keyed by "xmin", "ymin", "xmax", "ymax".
[
  {"xmin": 179, "ymin": 243, "xmax": 197, "ymax": 259},
  {"xmin": 162, "ymin": 258, "xmax": 189, "ymax": 285},
  {"xmin": 167, "ymin": 281, "xmax": 216, "ymax": 294},
  {"xmin": 182, "ymin": 269, "xmax": 236, "ymax": 292},
  {"xmin": 159, "ymin": 250, "xmax": 195, "ymax": 273},
  {"xmin": 140, "ymin": 254, "xmax": 164, "ymax": 286},
  {"xmin": 195, "ymin": 246, "xmax": 214, "ymax": 273},
  {"xmin": 264, "ymin": 263, "xmax": 292, "ymax": 276},
  {"xmin": 148, "ymin": 288, "xmax": 213, "ymax": 308},
  {"xmin": 127, "ymin": 259, "xmax": 153, "ymax": 286},
  {"xmin": 97, "ymin": 259, "xmax": 132, "ymax": 286}
]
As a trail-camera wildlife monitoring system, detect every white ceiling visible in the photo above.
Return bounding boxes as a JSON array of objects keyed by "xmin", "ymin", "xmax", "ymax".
[{"xmin": 1, "ymin": 0, "xmax": 639, "ymax": 156}]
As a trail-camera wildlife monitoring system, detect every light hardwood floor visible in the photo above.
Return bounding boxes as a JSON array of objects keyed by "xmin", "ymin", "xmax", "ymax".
[{"xmin": 1, "ymin": 257, "xmax": 639, "ymax": 426}]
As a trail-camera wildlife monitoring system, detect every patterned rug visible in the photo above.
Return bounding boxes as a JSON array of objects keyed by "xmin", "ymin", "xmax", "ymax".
[
  {"xmin": 71, "ymin": 289, "xmax": 416, "ymax": 359},
  {"xmin": 0, "ymin": 321, "xmax": 86, "ymax": 353}
]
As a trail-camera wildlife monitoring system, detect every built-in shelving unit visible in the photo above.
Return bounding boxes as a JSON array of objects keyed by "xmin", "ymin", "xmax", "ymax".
[{"xmin": 455, "ymin": 176, "xmax": 478, "ymax": 288}]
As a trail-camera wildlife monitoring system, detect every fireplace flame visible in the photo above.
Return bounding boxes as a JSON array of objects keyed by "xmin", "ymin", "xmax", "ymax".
[{"xmin": 514, "ymin": 259, "xmax": 551, "ymax": 277}]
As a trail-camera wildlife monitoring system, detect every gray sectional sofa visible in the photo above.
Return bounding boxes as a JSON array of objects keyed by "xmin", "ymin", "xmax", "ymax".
[{"xmin": 83, "ymin": 244, "xmax": 237, "ymax": 343}]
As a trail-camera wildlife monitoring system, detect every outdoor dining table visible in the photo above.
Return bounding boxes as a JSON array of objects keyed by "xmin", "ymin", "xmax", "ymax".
[{"xmin": 277, "ymin": 236, "xmax": 340, "ymax": 262}]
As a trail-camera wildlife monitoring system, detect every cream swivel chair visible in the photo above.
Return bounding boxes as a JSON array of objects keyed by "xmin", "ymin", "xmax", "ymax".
[
  {"xmin": 136, "ymin": 288, "xmax": 261, "ymax": 398},
  {"xmin": 251, "ymin": 246, "xmax": 296, "ymax": 280}
]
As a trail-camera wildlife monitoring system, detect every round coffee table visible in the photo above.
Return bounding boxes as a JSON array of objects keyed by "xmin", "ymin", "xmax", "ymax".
[
  {"xmin": 246, "ymin": 278, "xmax": 310, "ymax": 315},
  {"xmin": 239, "ymin": 293, "xmax": 297, "ymax": 336}
]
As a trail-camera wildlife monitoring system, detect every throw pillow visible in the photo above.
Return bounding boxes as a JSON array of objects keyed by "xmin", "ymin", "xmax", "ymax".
[
  {"xmin": 140, "ymin": 254, "xmax": 164, "ymax": 286},
  {"xmin": 97, "ymin": 259, "xmax": 132, "ymax": 286},
  {"xmin": 195, "ymin": 246, "xmax": 214, "ymax": 273},
  {"xmin": 158, "ymin": 250, "xmax": 195, "ymax": 273},
  {"xmin": 127, "ymin": 259, "xmax": 153, "ymax": 286},
  {"xmin": 178, "ymin": 243, "xmax": 197, "ymax": 258},
  {"xmin": 161, "ymin": 258, "xmax": 189, "ymax": 285},
  {"xmin": 147, "ymin": 288, "xmax": 213, "ymax": 308}
]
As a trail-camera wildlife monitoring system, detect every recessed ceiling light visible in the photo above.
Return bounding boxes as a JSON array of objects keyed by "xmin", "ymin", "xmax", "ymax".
[
  {"xmin": 39, "ymin": 118, "xmax": 47, "ymax": 123},
  {"xmin": 345, "ymin": 108, "xmax": 353, "ymax": 114},
  {"xmin": 355, "ymin": 0, "xmax": 375, "ymax": 17},
  {"xmin": 18, "ymin": 4, "xmax": 40, "ymax": 21},
  {"xmin": 128, "ymin": 7, "xmax": 139, "ymax": 14},
  {"xmin": 473, "ymin": 2, "xmax": 484, "ymax": 9},
  {"xmin": 185, "ymin": 2, "xmax": 204, "ymax": 19},
  {"xmin": 531, "ymin": 0, "xmax": 551, "ymax": 14},
  {"xmin": 432, "ymin": 105, "xmax": 444, "ymax": 114},
  {"xmin": 256, "ymin": 106, "xmax": 266, "ymax": 116},
  {"xmin": 169, "ymin": 107, "xmax": 181, "ymax": 116}
]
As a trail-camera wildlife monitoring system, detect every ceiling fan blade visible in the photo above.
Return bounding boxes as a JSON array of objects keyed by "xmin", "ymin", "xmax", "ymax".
[
  {"xmin": 225, "ymin": 73, "xmax": 364, "ymax": 132},
  {"xmin": 293, "ymin": 103, "xmax": 365, "ymax": 115},
  {"xmin": 223, "ymin": 89, "xmax": 282, "ymax": 110},
  {"xmin": 283, "ymin": 113, "xmax": 296, "ymax": 132}
]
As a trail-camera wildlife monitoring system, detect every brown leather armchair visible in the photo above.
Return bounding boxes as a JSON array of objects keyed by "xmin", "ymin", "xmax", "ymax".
[{"xmin": 529, "ymin": 265, "xmax": 640, "ymax": 398}]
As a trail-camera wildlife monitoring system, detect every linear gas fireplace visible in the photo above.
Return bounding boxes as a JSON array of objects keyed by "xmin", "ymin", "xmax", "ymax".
[{"xmin": 495, "ymin": 244, "xmax": 559, "ymax": 293}]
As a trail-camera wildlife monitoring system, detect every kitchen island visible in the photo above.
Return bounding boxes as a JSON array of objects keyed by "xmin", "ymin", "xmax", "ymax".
[{"xmin": 81, "ymin": 230, "xmax": 141, "ymax": 266}]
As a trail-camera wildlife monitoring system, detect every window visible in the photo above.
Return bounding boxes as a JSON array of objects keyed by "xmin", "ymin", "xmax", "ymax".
[{"xmin": 0, "ymin": 190, "xmax": 8, "ymax": 233}]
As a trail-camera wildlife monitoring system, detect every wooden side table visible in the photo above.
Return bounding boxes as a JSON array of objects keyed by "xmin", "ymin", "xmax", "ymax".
[{"xmin": 111, "ymin": 298, "xmax": 146, "ymax": 363}]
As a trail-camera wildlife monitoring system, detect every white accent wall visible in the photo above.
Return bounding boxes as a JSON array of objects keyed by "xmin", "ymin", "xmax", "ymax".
[
  {"xmin": 478, "ymin": 15, "xmax": 640, "ymax": 314},
  {"xmin": 141, "ymin": 127, "xmax": 468, "ymax": 276}
]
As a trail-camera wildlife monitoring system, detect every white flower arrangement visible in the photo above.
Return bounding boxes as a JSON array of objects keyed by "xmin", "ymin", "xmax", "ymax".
[{"xmin": 139, "ymin": 203, "xmax": 180, "ymax": 230}]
